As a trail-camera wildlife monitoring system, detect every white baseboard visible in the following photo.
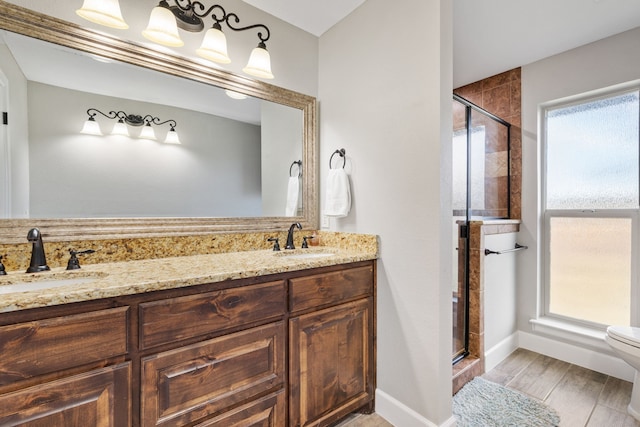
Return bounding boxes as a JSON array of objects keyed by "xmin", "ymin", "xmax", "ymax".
[
  {"xmin": 485, "ymin": 332, "xmax": 520, "ymax": 372},
  {"xmin": 375, "ymin": 389, "xmax": 456, "ymax": 427},
  {"xmin": 519, "ymin": 330, "xmax": 635, "ymax": 382}
]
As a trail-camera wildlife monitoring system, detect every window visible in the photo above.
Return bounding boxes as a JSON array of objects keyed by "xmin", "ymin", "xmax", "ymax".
[{"xmin": 543, "ymin": 88, "xmax": 640, "ymax": 328}]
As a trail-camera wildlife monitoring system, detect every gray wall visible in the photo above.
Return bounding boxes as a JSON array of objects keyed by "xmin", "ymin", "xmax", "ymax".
[
  {"xmin": 0, "ymin": 42, "xmax": 29, "ymax": 217},
  {"xmin": 519, "ymin": 26, "xmax": 640, "ymax": 375},
  {"xmin": 28, "ymin": 82, "xmax": 261, "ymax": 217},
  {"xmin": 260, "ymin": 101, "xmax": 303, "ymax": 217},
  {"xmin": 319, "ymin": 0, "xmax": 454, "ymax": 425}
]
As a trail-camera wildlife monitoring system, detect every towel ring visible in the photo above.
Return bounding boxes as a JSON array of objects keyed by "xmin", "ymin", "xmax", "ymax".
[
  {"xmin": 329, "ymin": 148, "xmax": 346, "ymax": 169},
  {"xmin": 290, "ymin": 160, "xmax": 302, "ymax": 177}
]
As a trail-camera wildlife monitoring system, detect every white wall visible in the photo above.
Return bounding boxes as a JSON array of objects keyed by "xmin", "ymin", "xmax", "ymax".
[
  {"xmin": 28, "ymin": 82, "xmax": 261, "ymax": 217},
  {"xmin": 519, "ymin": 27, "xmax": 640, "ymax": 363},
  {"xmin": 484, "ymin": 232, "xmax": 518, "ymax": 369},
  {"xmin": 319, "ymin": 0, "xmax": 454, "ymax": 425}
]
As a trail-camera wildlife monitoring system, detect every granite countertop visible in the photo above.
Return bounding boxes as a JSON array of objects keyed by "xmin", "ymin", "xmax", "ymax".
[{"xmin": 0, "ymin": 246, "xmax": 377, "ymax": 313}]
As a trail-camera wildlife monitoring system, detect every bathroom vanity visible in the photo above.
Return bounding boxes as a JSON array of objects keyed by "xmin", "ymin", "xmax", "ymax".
[{"xmin": 0, "ymin": 249, "xmax": 376, "ymax": 427}]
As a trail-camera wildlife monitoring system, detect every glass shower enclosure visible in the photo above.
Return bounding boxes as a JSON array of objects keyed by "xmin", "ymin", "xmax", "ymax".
[{"xmin": 452, "ymin": 94, "xmax": 511, "ymax": 363}]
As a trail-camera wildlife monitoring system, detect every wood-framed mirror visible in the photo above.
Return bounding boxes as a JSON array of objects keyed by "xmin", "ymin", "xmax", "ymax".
[{"xmin": 0, "ymin": 2, "xmax": 317, "ymax": 243}]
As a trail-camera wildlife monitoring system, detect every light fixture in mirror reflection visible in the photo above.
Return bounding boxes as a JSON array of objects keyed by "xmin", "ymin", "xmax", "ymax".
[
  {"xmin": 0, "ymin": 1, "xmax": 317, "ymax": 241},
  {"xmin": 81, "ymin": 108, "xmax": 181, "ymax": 144},
  {"xmin": 76, "ymin": 0, "xmax": 274, "ymax": 79}
]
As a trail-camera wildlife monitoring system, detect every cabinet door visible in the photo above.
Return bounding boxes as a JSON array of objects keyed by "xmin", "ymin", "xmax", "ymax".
[
  {"xmin": 142, "ymin": 322, "xmax": 285, "ymax": 427},
  {"xmin": 0, "ymin": 362, "xmax": 131, "ymax": 426},
  {"xmin": 289, "ymin": 299, "xmax": 374, "ymax": 427}
]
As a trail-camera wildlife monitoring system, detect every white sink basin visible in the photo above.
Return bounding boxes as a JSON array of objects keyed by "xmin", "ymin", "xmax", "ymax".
[
  {"xmin": 0, "ymin": 276, "xmax": 101, "ymax": 295},
  {"xmin": 276, "ymin": 251, "xmax": 334, "ymax": 260}
]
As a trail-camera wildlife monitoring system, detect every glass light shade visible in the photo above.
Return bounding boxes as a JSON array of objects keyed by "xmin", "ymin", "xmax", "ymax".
[
  {"xmin": 164, "ymin": 129, "xmax": 181, "ymax": 144},
  {"xmin": 225, "ymin": 90, "xmax": 248, "ymax": 100},
  {"xmin": 76, "ymin": 0, "xmax": 129, "ymax": 29},
  {"xmin": 80, "ymin": 118, "xmax": 102, "ymax": 135},
  {"xmin": 242, "ymin": 44, "xmax": 274, "ymax": 79},
  {"xmin": 142, "ymin": 6, "xmax": 184, "ymax": 47},
  {"xmin": 139, "ymin": 124, "xmax": 157, "ymax": 140},
  {"xmin": 111, "ymin": 119, "xmax": 129, "ymax": 136},
  {"xmin": 196, "ymin": 26, "xmax": 231, "ymax": 64}
]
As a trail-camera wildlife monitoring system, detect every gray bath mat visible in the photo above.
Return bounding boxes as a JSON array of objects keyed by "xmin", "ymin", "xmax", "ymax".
[{"xmin": 453, "ymin": 377, "xmax": 560, "ymax": 426}]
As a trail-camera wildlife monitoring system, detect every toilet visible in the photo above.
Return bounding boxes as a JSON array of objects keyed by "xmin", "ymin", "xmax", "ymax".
[{"xmin": 606, "ymin": 325, "xmax": 640, "ymax": 421}]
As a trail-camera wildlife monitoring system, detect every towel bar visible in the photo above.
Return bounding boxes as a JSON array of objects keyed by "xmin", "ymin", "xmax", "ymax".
[
  {"xmin": 484, "ymin": 243, "xmax": 528, "ymax": 256},
  {"xmin": 290, "ymin": 160, "xmax": 302, "ymax": 177},
  {"xmin": 330, "ymin": 148, "xmax": 346, "ymax": 169}
]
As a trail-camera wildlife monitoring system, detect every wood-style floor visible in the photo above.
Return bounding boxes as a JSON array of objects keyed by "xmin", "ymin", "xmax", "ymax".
[{"xmin": 337, "ymin": 348, "xmax": 640, "ymax": 426}]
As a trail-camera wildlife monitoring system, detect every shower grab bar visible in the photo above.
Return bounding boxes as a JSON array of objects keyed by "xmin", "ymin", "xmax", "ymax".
[{"xmin": 484, "ymin": 243, "xmax": 528, "ymax": 256}]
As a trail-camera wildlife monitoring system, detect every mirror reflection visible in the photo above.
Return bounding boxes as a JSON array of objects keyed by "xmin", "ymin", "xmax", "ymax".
[{"xmin": 0, "ymin": 31, "xmax": 303, "ymax": 219}]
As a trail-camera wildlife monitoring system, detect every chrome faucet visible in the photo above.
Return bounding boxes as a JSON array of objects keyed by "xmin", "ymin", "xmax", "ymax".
[
  {"xmin": 285, "ymin": 222, "xmax": 302, "ymax": 250},
  {"xmin": 26, "ymin": 228, "xmax": 50, "ymax": 273}
]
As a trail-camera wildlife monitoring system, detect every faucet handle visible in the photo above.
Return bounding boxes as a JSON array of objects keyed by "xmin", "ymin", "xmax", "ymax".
[
  {"xmin": 302, "ymin": 236, "xmax": 313, "ymax": 249},
  {"xmin": 0, "ymin": 255, "xmax": 6, "ymax": 276},
  {"xmin": 66, "ymin": 249, "xmax": 96, "ymax": 270},
  {"xmin": 267, "ymin": 238, "xmax": 281, "ymax": 251}
]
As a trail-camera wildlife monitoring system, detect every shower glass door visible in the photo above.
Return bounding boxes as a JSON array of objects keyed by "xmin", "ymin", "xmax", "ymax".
[
  {"xmin": 452, "ymin": 94, "xmax": 511, "ymax": 363},
  {"xmin": 452, "ymin": 97, "xmax": 469, "ymax": 362}
]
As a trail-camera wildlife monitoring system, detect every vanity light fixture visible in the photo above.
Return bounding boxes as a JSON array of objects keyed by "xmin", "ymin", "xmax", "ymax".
[
  {"xmin": 142, "ymin": 1, "xmax": 274, "ymax": 79},
  {"xmin": 81, "ymin": 108, "xmax": 180, "ymax": 144},
  {"xmin": 225, "ymin": 89, "xmax": 248, "ymax": 100},
  {"xmin": 76, "ymin": 0, "xmax": 129, "ymax": 30}
]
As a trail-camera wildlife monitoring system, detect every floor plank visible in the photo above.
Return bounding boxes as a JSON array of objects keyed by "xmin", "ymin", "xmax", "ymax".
[
  {"xmin": 340, "ymin": 349, "xmax": 640, "ymax": 427},
  {"xmin": 506, "ymin": 353, "xmax": 570, "ymax": 400}
]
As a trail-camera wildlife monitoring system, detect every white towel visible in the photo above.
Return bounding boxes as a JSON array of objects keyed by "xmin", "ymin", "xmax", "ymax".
[
  {"xmin": 285, "ymin": 176, "xmax": 300, "ymax": 216},
  {"xmin": 324, "ymin": 168, "xmax": 351, "ymax": 217}
]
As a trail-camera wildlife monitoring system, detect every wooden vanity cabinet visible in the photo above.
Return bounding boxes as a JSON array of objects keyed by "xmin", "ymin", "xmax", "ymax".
[
  {"xmin": 0, "ymin": 260, "xmax": 375, "ymax": 427},
  {"xmin": 289, "ymin": 264, "xmax": 376, "ymax": 427}
]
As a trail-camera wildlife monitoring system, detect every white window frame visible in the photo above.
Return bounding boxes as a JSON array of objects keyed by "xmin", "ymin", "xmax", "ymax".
[{"xmin": 540, "ymin": 84, "xmax": 640, "ymax": 331}]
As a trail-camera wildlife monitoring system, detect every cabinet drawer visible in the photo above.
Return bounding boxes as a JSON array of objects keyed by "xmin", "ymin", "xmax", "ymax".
[
  {"xmin": 289, "ymin": 265, "xmax": 373, "ymax": 312},
  {"xmin": 0, "ymin": 362, "xmax": 131, "ymax": 426},
  {"xmin": 194, "ymin": 390, "xmax": 285, "ymax": 426},
  {"xmin": 139, "ymin": 281, "xmax": 285, "ymax": 349},
  {"xmin": 141, "ymin": 322, "xmax": 285, "ymax": 427},
  {"xmin": 0, "ymin": 307, "xmax": 129, "ymax": 386}
]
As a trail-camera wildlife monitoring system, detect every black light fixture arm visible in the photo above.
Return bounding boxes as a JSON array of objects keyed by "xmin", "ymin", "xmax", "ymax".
[
  {"xmin": 86, "ymin": 108, "xmax": 177, "ymax": 130},
  {"xmin": 173, "ymin": 0, "xmax": 225, "ymax": 22},
  {"xmin": 143, "ymin": 115, "xmax": 178, "ymax": 130},
  {"xmin": 225, "ymin": 13, "xmax": 270, "ymax": 43},
  {"xmin": 164, "ymin": 0, "xmax": 270, "ymax": 43},
  {"xmin": 86, "ymin": 108, "xmax": 118, "ymax": 121}
]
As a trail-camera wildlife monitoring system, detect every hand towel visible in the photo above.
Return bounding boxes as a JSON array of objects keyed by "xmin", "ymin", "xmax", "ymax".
[
  {"xmin": 324, "ymin": 168, "xmax": 351, "ymax": 217},
  {"xmin": 285, "ymin": 176, "xmax": 300, "ymax": 216}
]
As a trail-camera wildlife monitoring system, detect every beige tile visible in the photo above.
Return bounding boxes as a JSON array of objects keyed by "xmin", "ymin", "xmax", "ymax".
[
  {"xmin": 482, "ymin": 348, "xmax": 538, "ymax": 386},
  {"xmin": 600, "ymin": 377, "xmax": 635, "ymax": 413},
  {"xmin": 507, "ymin": 354, "xmax": 570, "ymax": 400},
  {"xmin": 545, "ymin": 365, "xmax": 607, "ymax": 427},
  {"xmin": 587, "ymin": 404, "xmax": 640, "ymax": 427},
  {"xmin": 333, "ymin": 413, "xmax": 394, "ymax": 427}
]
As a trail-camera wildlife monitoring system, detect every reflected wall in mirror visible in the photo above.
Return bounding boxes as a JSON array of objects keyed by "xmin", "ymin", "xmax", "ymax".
[{"xmin": 0, "ymin": 2, "xmax": 317, "ymax": 242}]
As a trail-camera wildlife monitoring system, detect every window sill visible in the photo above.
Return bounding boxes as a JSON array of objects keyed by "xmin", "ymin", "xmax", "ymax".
[{"xmin": 529, "ymin": 317, "xmax": 610, "ymax": 352}]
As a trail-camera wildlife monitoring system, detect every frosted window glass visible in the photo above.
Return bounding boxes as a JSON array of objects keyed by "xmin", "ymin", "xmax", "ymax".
[
  {"xmin": 452, "ymin": 127, "xmax": 485, "ymax": 211},
  {"xmin": 549, "ymin": 217, "xmax": 631, "ymax": 326},
  {"xmin": 546, "ymin": 91, "xmax": 639, "ymax": 209}
]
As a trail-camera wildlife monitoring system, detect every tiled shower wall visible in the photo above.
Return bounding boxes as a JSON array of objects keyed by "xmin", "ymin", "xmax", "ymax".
[{"xmin": 454, "ymin": 68, "xmax": 522, "ymax": 219}]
